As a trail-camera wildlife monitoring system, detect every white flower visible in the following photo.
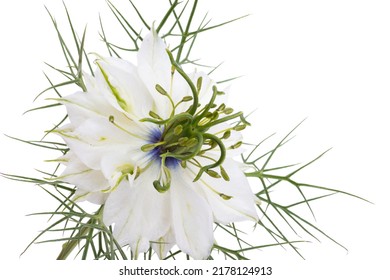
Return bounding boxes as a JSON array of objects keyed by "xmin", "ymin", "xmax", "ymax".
[{"xmin": 55, "ymin": 29, "xmax": 258, "ymax": 259}]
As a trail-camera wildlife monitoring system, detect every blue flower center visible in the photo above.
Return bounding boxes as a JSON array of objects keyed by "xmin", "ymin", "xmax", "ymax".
[{"xmin": 149, "ymin": 128, "xmax": 180, "ymax": 169}]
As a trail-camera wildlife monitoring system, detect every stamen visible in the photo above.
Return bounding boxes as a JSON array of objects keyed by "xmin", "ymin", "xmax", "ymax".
[
  {"xmin": 219, "ymin": 193, "xmax": 233, "ymax": 200},
  {"xmin": 201, "ymin": 111, "xmax": 244, "ymax": 130},
  {"xmin": 153, "ymin": 157, "xmax": 172, "ymax": 193},
  {"xmin": 230, "ymin": 141, "xmax": 242, "ymax": 149},
  {"xmin": 196, "ymin": 76, "xmax": 203, "ymax": 92},
  {"xmin": 174, "ymin": 96, "xmax": 193, "ymax": 110},
  {"xmin": 194, "ymin": 86, "xmax": 218, "ymax": 125},
  {"xmin": 211, "ymin": 111, "xmax": 219, "ymax": 121},
  {"xmin": 185, "ymin": 137, "xmax": 198, "ymax": 148},
  {"xmin": 220, "ymin": 166, "xmax": 230, "ymax": 181},
  {"xmin": 140, "ymin": 61, "xmax": 248, "ymax": 186},
  {"xmin": 234, "ymin": 124, "xmax": 246, "ymax": 131},
  {"xmin": 193, "ymin": 133, "xmax": 226, "ymax": 182},
  {"xmin": 141, "ymin": 141, "xmax": 165, "ymax": 152},
  {"xmin": 181, "ymin": 96, "xmax": 193, "ymax": 102},
  {"xmin": 156, "ymin": 84, "xmax": 175, "ymax": 116},
  {"xmin": 198, "ymin": 117, "xmax": 211, "ymax": 126},
  {"xmin": 222, "ymin": 130, "xmax": 231, "ymax": 139},
  {"xmin": 174, "ymin": 125, "xmax": 183, "ymax": 135},
  {"xmin": 223, "ymin": 108, "xmax": 234, "ymax": 115},
  {"xmin": 217, "ymin": 103, "xmax": 226, "ymax": 111},
  {"xmin": 166, "ymin": 49, "xmax": 199, "ymax": 116},
  {"xmin": 155, "ymin": 84, "xmax": 169, "ymax": 96},
  {"xmin": 149, "ymin": 110, "xmax": 162, "ymax": 120},
  {"xmin": 178, "ymin": 137, "xmax": 189, "ymax": 146},
  {"xmin": 206, "ymin": 169, "xmax": 221, "ymax": 178},
  {"xmin": 108, "ymin": 115, "xmax": 145, "ymax": 140}
]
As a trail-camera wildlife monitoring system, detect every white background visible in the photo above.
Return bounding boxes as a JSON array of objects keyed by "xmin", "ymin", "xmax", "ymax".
[{"xmin": 0, "ymin": 0, "xmax": 389, "ymax": 279}]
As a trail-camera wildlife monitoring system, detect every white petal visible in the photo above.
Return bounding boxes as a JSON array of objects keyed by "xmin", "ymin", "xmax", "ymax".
[
  {"xmin": 95, "ymin": 57, "xmax": 153, "ymax": 119},
  {"xmin": 58, "ymin": 152, "xmax": 109, "ymax": 204},
  {"xmin": 170, "ymin": 169, "xmax": 214, "ymax": 259},
  {"xmin": 103, "ymin": 164, "xmax": 170, "ymax": 256},
  {"xmin": 151, "ymin": 229, "xmax": 175, "ymax": 260},
  {"xmin": 190, "ymin": 158, "xmax": 258, "ymax": 224},
  {"xmin": 59, "ymin": 90, "xmax": 116, "ymax": 126},
  {"xmin": 100, "ymin": 151, "xmax": 149, "ymax": 189},
  {"xmin": 59, "ymin": 154, "xmax": 108, "ymax": 192},
  {"xmin": 73, "ymin": 188, "xmax": 108, "ymax": 204},
  {"xmin": 137, "ymin": 29, "xmax": 172, "ymax": 118},
  {"xmin": 83, "ymin": 71, "xmax": 98, "ymax": 92},
  {"xmin": 58, "ymin": 117, "xmax": 146, "ymax": 170},
  {"xmin": 194, "ymin": 71, "xmax": 216, "ymax": 103},
  {"xmin": 172, "ymin": 70, "xmax": 216, "ymax": 114}
]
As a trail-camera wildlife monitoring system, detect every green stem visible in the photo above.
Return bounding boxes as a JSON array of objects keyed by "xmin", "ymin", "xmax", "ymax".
[
  {"xmin": 176, "ymin": 0, "xmax": 198, "ymax": 63},
  {"xmin": 201, "ymin": 111, "xmax": 243, "ymax": 130},
  {"xmin": 156, "ymin": 0, "xmax": 180, "ymax": 33},
  {"xmin": 193, "ymin": 133, "xmax": 226, "ymax": 181},
  {"xmin": 57, "ymin": 218, "xmax": 93, "ymax": 260},
  {"xmin": 194, "ymin": 85, "xmax": 218, "ymax": 124}
]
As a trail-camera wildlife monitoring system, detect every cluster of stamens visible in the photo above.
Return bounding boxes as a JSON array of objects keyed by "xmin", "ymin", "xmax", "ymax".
[{"xmin": 139, "ymin": 50, "xmax": 249, "ymax": 193}]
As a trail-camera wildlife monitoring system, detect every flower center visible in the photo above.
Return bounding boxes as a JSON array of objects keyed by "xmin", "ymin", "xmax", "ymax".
[
  {"xmin": 139, "ymin": 50, "xmax": 250, "ymax": 193},
  {"xmin": 148, "ymin": 127, "xmax": 181, "ymax": 169}
]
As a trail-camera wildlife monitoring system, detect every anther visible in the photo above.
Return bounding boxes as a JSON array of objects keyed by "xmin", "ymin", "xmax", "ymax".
[
  {"xmin": 205, "ymin": 112, "xmax": 213, "ymax": 118},
  {"xmin": 234, "ymin": 124, "xmax": 246, "ymax": 131},
  {"xmin": 222, "ymin": 130, "xmax": 231, "ymax": 139},
  {"xmin": 185, "ymin": 138, "xmax": 198, "ymax": 148},
  {"xmin": 155, "ymin": 84, "xmax": 168, "ymax": 96},
  {"xmin": 149, "ymin": 110, "xmax": 162, "ymax": 119},
  {"xmin": 220, "ymin": 166, "xmax": 230, "ymax": 181},
  {"xmin": 199, "ymin": 117, "xmax": 211, "ymax": 126},
  {"xmin": 219, "ymin": 193, "xmax": 233, "ymax": 200},
  {"xmin": 223, "ymin": 108, "xmax": 234, "ymax": 115},
  {"xmin": 230, "ymin": 141, "xmax": 242, "ymax": 149},
  {"xmin": 141, "ymin": 143, "xmax": 156, "ymax": 152},
  {"xmin": 206, "ymin": 169, "xmax": 221, "ymax": 179},
  {"xmin": 181, "ymin": 96, "xmax": 193, "ymax": 102},
  {"xmin": 217, "ymin": 104, "xmax": 226, "ymax": 111},
  {"xmin": 211, "ymin": 111, "xmax": 219, "ymax": 121},
  {"xmin": 178, "ymin": 137, "xmax": 189, "ymax": 146},
  {"xmin": 174, "ymin": 125, "xmax": 183, "ymax": 135},
  {"xmin": 141, "ymin": 142, "xmax": 165, "ymax": 152},
  {"xmin": 196, "ymin": 77, "xmax": 203, "ymax": 93}
]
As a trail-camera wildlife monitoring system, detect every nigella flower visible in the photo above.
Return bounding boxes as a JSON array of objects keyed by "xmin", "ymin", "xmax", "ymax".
[{"xmin": 54, "ymin": 29, "xmax": 258, "ymax": 259}]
